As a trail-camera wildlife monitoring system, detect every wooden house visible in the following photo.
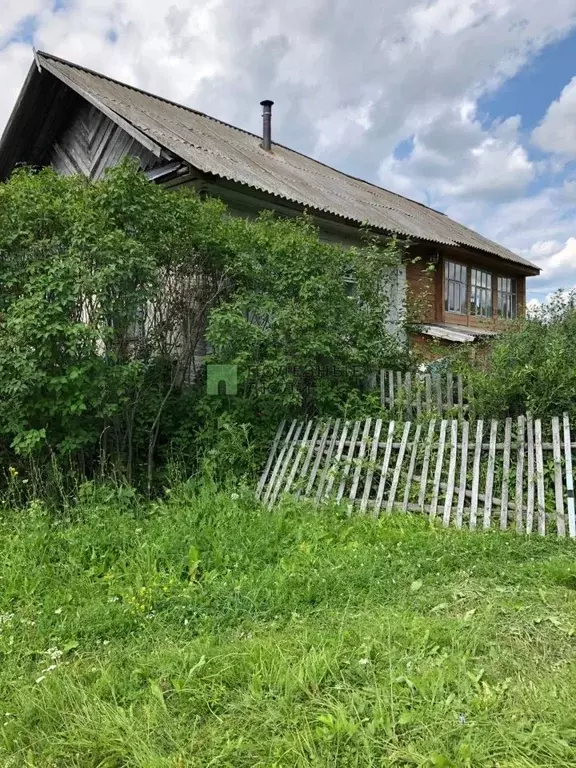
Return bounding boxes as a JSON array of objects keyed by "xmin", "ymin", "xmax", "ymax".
[{"xmin": 0, "ymin": 51, "xmax": 540, "ymax": 350}]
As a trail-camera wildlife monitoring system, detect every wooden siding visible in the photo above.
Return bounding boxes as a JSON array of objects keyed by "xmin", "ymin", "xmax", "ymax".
[{"xmin": 49, "ymin": 101, "xmax": 161, "ymax": 180}]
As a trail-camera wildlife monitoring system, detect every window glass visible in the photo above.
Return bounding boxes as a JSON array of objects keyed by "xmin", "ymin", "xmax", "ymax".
[
  {"xmin": 445, "ymin": 260, "xmax": 467, "ymax": 314},
  {"xmin": 498, "ymin": 277, "xmax": 517, "ymax": 319},
  {"xmin": 470, "ymin": 268, "xmax": 492, "ymax": 318}
]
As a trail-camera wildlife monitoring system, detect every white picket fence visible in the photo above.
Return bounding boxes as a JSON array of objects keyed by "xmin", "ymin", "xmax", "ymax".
[{"xmin": 257, "ymin": 414, "xmax": 576, "ymax": 538}]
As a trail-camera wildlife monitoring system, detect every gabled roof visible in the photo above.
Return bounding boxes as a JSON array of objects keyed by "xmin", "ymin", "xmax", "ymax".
[{"xmin": 0, "ymin": 50, "xmax": 539, "ymax": 273}]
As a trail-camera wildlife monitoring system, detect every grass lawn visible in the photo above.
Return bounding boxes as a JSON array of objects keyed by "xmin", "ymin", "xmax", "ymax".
[{"xmin": 1, "ymin": 485, "xmax": 576, "ymax": 766}]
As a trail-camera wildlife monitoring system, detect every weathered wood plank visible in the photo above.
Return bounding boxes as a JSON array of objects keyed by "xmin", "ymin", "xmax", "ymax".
[
  {"xmin": 284, "ymin": 421, "xmax": 313, "ymax": 497},
  {"xmin": 402, "ymin": 423, "xmax": 422, "ymax": 512},
  {"xmin": 347, "ymin": 419, "xmax": 372, "ymax": 514},
  {"xmin": 552, "ymin": 416, "xmax": 566, "ymax": 537},
  {"xmin": 373, "ymin": 421, "xmax": 396, "ymax": 517},
  {"xmin": 263, "ymin": 420, "xmax": 297, "ymax": 506},
  {"xmin": 515, "ymin": 415, "xmax": 525, "ymax": 533},
  {"xmin": 323, "ymin": 421, "xmax": 349, "ymax": 500},
  {"xmin": 360, "ymin": 419, "xmax": 383, "ymax": 513},
  {"xmin": 534, "ymin": 418, "xmax": 546, "ymax": 536},
  {"xmin": 305, "ymin": 421, "xmax": 333, "ymax": 499},
  {"xmin": 429, "ymin": 419, "xmax": 447, "ymax": 520},
  {"xmin": 500, "ymin": 418, "xmax": 512, "ymax": 530},
  {"xmin": 295, "ymin": 422, "xmax": 322, "ymax": 500},
  {"xmin": 526, "ymin": 413, "xmax": 535, "ymax": 534},
  {"xmin": 455, "ymin": 420, "xmax": 469, "ymax": 529},
  {"xmin": 563, "ymin": 413, "xmax": 576, "ymax": 539},
  {"xmin": 315, "ymin": 419, "xmax": 341, "ymax": 504},
  {"xmin": 469, "ymin": 420, "xmax": 484, "ymax": 531},
  {"xmin": 269, "ymin": 421, "xmax": 304, "ymax": 507},
  {"xmin": 443, "ymin": 420, "xmax": 458, "ymax": 527},
  {"xmin": 386, "ymin": 422, "xmax": 411, "ymax": 514},
  {"xmin": 336, "ymin": 420, "xmax": 361, "ymax": 503},
  {"xmin": 256, "ymin": 420, "xmax": 286, "ymax": 499},
  {"xmin": 483, "ymin": 419, "xmax": 498, "ymax": 530},
  {"xmin": 418, "ymin": 419, "xmax": 436, "ymax": 511},
  {"xmin": 425, "ymin": 374, "xmax": 432, "ymax": 414}
]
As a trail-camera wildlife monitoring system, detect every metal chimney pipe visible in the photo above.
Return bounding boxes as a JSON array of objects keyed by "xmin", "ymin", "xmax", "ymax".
[{"xmin": 260, "ymin": 100, "xmax": 274, "ymax": 150}]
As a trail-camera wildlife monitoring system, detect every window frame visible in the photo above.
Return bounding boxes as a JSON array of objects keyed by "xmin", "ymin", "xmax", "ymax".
[
  {"xmin": 470, "ymin": 267, "xmax": 493, "ymax": 319},
  {"xmin": 444, "ymin": 260, "xmax": 468, "ymax": 315},
  {"xmin": 497, "ymin": 276, "xmax": 518, "ymax": 319}
]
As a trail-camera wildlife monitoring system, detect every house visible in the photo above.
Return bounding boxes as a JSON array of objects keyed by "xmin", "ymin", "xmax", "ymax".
[{"xmin": 0, "ymin": 51, "xmax": 540, "ymax": 349}]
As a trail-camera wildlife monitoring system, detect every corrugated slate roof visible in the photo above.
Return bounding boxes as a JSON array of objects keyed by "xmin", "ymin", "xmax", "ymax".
[{"xmin": 28, "ymin": 52, "xmax": 539, "ymax": 271}]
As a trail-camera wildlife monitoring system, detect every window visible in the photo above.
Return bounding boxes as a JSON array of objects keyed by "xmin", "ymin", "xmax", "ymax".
[
  {"xmin": 445, "ymin": 260, "xmax": 467, "ymax": 314},
  {"xmin": 498, "ymin": 277, "xmax": 517, "ymax": 319},
  {"xmin": 470, "ymin": 268, "xmax": 492, "ymax": 318}
]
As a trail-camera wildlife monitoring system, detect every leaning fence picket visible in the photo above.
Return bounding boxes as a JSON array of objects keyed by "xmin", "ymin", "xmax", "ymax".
[
  {"xmin": 469, "ymin": 420, "xmax": 484, "ymax": 531},
  {"xmin": 324, "ymin": 421, "xmax": 349, "ymax": 500},
  {"xmin": 386, "ymin": 422, "xmax": 411, "ymax": 514},
  {"xmin": 429, "ymin": 419, "xmax": 447, "ymax": 520},
  {"xmin": 552, "ymin": 416, "xmax": 566, "ymax": 537},
  {"xmin": 256, "ymin": 420, "xmax": 286, "ymax": 499},
  {"xmin": 534, "ymin": 419, "xmax": 546, "ymax": 536},
  {"xmin": 315, "ymin": 419, "xmax": 341, "ymax": 504},
  {"xmin": 443, "ymin": 420, "xmax": 458, "ymax": 527},
  {"xmin": 268, "ymin": 421, "xmax": 304, "ymax": 507},
  {"xmin": 402, "ymin": 423, "xmax": 422, "ymax": 512},
  {"xmin": 347, "ymin": 419, "xmax": 372, "ymax": 514},
  {"xmin": 526, "ymin": 414, "xmax": 535, "ymax": 534},
  {"xmin": 285, "ymin": 421, "xmax": 313, "ymax": 497},
  {"xmin": 564, "ymin": 413, "xmax": 576, "ymax": 539},
  {"xmin": 360, "ymin": 418, "xmax": 383, "ymax": 513},
  {"xmin": 336, "ymin": 420, "xmax": 361, "ymax": 503},
  {"xmin": 500, "ymin": 418, "xmax": 512, "ymax": 530},
  {"xmin": 264, "ymin": 420, "xmax": 298, "ymax": 506},
  {"xmin": 515, "ymin": 415, "xmax": 525, "ymax": 533},
  {"xmin": 455, "ymin": 420, "xmax": 469, "ymax": 529},
  {"xmin": 418, "ymin": 419, "xmax": 436, "ymax": 511},
  {"xmin": 374, "ymin": 421, "xmax": 396, "ymax": 517},
  {"xmin": 483, "ymin": 420, "xmax": 498, "ymax": 530}
]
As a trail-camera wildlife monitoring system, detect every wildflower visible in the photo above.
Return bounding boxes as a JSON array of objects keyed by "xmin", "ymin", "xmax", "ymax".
[
  {"xmin": 35, "ymin": 676, "xmax": 46, "ymax": 684},
  {"xmin": 231, "ymin": 492, "xmax": 240, "ymax": 500},
  {"xmin": 41, "ymin": 665, "xmax": 57, "ymax": 674},
  {"xmin": 54, "ymin": 607, "xmax": 63, "ymax": 615},
  {"xmin": 358, "ymin": 658, "xmax": 370, "ymax": 666},
  {"xmin": 459, "ymin": 713, "xmax": 467, "ymax": 724},
  {"xmin": 46, "ymin": 648, "xmax": 63, "ymax": 661},
  {"xmin": 8, "ymin": 466, "xmax": 18, "ymax": 478}
]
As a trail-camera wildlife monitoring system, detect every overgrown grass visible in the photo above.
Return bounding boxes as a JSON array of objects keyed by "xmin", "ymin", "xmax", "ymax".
[{"xmin": 1, "ymin": 484, "xmax": 576, "ymax": 766}]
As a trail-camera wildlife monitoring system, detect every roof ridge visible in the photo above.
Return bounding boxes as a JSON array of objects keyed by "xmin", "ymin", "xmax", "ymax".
[{"xmin": 36, "ymin": 49, "xmax": 449, "ymax": 219}]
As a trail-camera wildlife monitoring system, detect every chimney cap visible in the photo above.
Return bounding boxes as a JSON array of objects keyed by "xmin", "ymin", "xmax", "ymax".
[{"xmin": 260, "ymin": 99, "xmax": 274, "ymax": 107}]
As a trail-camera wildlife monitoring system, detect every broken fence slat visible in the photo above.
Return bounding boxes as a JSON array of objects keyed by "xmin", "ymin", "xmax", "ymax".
[
  {"xmin": 386, "ymin": 421, "xmax": 411, "ymax": 514},
  {"xmin": 483, "ymin": 419, "xmax": 498, "ymax": 530},
  {"xmin": 455, "ymin": 419, "xmax": 469, "ymax": 530},
  {"xmin": 305, "ymin": 420, "xmax": 333, "ymax": 499},
  {"xmin": 373, "ymin": 421, "xmax": 396, "ymax": 518},
  {"xmin": 324, "ymin": 421, "xmax": 349, "ymax": 500},
  {"xmin": 534, "ymin": 418, "xmax": 546, "ymax": 536},
  {"xmin": 336, "ymin": 420, "xmax": 361, "ymax": 503},
  {"xmin": 263, "ymin": 420, "xmax": 298, "ymax": 506},
  {"xmin": 295, "ymin": 421, "xmax": 322, "ymax": 500},
  {"xmin": 418, "ymin": 419, "xmax": 436, "ymax": 511},
  {"xmin": 315, "ymin": 419, "xmax": 341, "ymax": 504},
  {"xmin": 348, "ymin": 418, "xmax": 372, "ymax": 515},
  {"xmin": 268, "ymin": 421, "xmax": 304, "ymax": 508},
  {"xmin": 526, "ymin": 413, "xmax": 535, "ymax": 534},
  {"xmin": 563, "ymin": 413, "xmax": 576, "ymax": 539},
  {"xmin": 402, "ymin": 423, "xmax": 422, "ymax": 512},
  {"xmin": 284, "ymin": 421, "xmax": 313, "ymax": 497},
  {"xmin": 515, "ymin": 415, "xmax": 525, "ymax": 534},
  {"xmin": 360, "ymin": 418, "xmax": 383, "ymax": 514},
  {"xmin": 443, "ymin": 420, "xmax": 458, "ymax": 528},
  {"xmin": 469, "ymin": 419, "xmax": 484, "ymax": 531},
  {"xmin": 429, "ymin": 419, "xmax": 447, "ymax": 521},
  {"xmin": 552, "ymin": 416, "xmax": 566, "ymax": 537},
  {"xmin": 256, "ymin": 420, "xmax": 286, "ymax": 499}
]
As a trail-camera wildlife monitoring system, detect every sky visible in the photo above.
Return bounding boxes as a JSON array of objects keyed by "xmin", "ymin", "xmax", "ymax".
[{"xmin": 1, "ymin": 0, "xmax": 576, "ymax": 303}]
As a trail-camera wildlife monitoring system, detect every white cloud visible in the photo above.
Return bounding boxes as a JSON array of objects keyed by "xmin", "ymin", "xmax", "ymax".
[
  {"xmin": 532, "ymin": 76, "xmax": 576, "ymax": 158},
  {"xmin": 1, "ymin": 0, "xmax": 576, "ymax": 302}
]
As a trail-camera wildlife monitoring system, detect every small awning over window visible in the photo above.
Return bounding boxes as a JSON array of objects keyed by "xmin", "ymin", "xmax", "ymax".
[{"xmin": 420, "ymin": 324, "xmax": 498, "ymax": 343}]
